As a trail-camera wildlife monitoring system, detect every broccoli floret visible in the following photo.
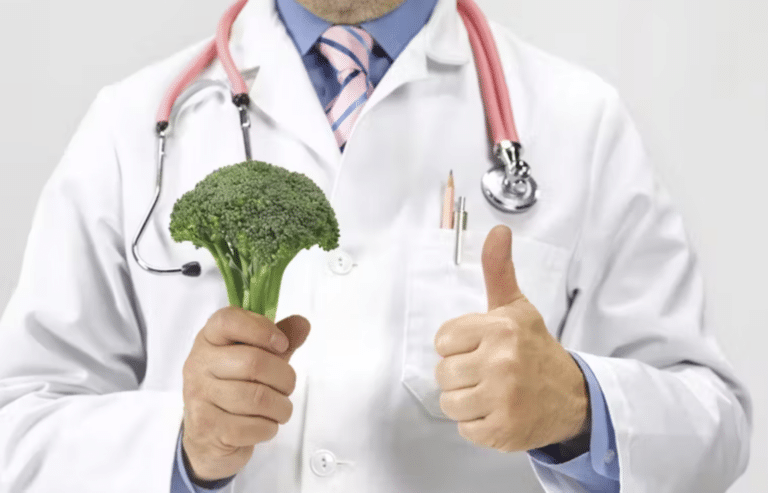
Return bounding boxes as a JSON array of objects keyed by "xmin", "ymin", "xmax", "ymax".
[{"xmin": 169, "ymin": 160, "xmax": 340, "ymax": 321}]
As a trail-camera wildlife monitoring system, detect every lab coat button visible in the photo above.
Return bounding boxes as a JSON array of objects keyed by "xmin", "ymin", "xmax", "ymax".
[
  {"xmin": 603, "ymin": 449, "xmax": 616, "ymax": 464},
  {"xmin": 328, "ymin": 250, "xmax": 354, "ymax": 275},
  {"xmin": 310, "ymin": 449, "xmax": 337, "ymax": 476}
]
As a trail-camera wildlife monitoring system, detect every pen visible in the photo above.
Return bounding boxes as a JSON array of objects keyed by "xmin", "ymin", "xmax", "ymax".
[
  {"xmin": 454, "ymin": 196, "xmax": 467, "ymax": 265},
  {"xmin": 441, "ymin": 170, "xmax": 454, "ymax": 229}
]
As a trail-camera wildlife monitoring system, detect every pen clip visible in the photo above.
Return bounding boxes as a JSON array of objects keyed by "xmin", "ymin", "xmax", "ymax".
[{"xmin": 454, "ymin": 197, "xmax": 467, "ymax": 265}]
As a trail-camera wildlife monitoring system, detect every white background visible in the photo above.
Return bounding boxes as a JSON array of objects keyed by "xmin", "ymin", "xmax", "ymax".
[{"xmin": 0, "ymin": 0, "xmax": 765, "ymax": 490}]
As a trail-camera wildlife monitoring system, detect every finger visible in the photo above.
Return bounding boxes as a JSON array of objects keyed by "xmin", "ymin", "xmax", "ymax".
[
  {"xmin": 198, "ymin": 400, "xmax": 280, "ymax": 448},
  {"xmin": 482, "ymin": 225, "xmax": 524, "ymax": 312},
  {"xmin": 208, "ymin": 344, "xmax": 297, "ymax": 396},
  {"xmin": 203, "ymin": 306, "xmax": 290, "ymax": 353},
  {"xmin": 206, "ymin": 379, "xmax": 293, "ymax": 424},
  {"xmin": 275, "ymin": 314, "xmax": 311, "ymax": 361},
  {"xmin": 457, "ymin": 417, "xmax": 492, "ymax": 447},
  {"xmin": 435, "ymin": 352, "xmax": 482, "ymax": 391},
  {"xmin": 434, "ymin": 312, "xmax": 487, "ymax": 357},
  {"xmin": 439, "ymin": 385, "xmax": 491, "ymax": 422}
]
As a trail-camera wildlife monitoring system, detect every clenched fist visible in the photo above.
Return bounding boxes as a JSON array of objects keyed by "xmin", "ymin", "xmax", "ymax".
[
  {"xmin": 181, "ymin": 306, "xmax": 311, "ymax": 483},
  {"xmin": 434, "ymin": 225, "xmax": 589, "ymax": 453}
]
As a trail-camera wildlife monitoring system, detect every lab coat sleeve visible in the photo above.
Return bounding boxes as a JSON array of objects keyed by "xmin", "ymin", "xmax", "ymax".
[
  {"xmin": 0, "ymin": 85, "xmax": 184, "ymax": 492},
  {"xmin": 172, "ymin": 425, "xmax": 235, "ymax": 493},
  {"xmin": 528, "ymin": 88, "xmax": 752, "ymax": 493}
]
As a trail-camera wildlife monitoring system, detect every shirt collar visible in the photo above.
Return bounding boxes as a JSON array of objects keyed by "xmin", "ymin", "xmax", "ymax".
[{"xmin": 275, "ymin": 0, "xmax": 439, "ymax": 60}]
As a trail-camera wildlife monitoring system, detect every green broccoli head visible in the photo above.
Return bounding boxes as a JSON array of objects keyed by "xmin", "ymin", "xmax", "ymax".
[{"xmin": 169, "ymin": 160, "xmax": 340, "ymax": 320}]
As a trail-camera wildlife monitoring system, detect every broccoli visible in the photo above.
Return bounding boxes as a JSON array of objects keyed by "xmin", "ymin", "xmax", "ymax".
[{"xmin": 169, "ymin": 160, "xmax": 340, "ymax": 321}]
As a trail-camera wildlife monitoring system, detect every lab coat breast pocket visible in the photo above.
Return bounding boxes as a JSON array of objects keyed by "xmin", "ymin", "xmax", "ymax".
[{"xmin": 401, "ymin": 227, "xmax": 570, "ymax": 420}]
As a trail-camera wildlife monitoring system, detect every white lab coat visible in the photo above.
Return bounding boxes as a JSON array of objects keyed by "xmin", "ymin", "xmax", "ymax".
[{"xmin": 0, "ymin": 0, "xmax": 751, "ymax": 491}]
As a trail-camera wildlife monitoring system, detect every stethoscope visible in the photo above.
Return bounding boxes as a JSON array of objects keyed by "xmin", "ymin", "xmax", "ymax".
[{"xmin": 132, "ymin": 0, "xmax": 539, "ymax": 278}]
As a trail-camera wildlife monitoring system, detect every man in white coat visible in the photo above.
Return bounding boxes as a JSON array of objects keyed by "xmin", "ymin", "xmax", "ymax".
[{"xmin": 0, "ymin": 0, "xmax": 752, "ymax": 491}]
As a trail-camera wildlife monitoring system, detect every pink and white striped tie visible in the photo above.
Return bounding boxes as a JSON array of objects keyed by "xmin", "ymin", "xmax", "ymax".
[{"xmin": 316, "ymin": 25, "xmax": 375, "ymax": 151}]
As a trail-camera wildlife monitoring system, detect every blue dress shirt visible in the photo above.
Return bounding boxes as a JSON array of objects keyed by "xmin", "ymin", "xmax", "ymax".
[{"xmin": 172, "ymin": 0, "xmax": 619, "ymax": 490}]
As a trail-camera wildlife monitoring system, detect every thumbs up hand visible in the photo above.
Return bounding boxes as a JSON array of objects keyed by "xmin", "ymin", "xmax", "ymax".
[{"xmin": 433, "ymin": 225, "xmax": 590, "ymax": 453}]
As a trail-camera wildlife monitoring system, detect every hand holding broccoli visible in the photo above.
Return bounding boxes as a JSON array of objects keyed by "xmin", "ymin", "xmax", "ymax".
[
  {"xmin": 172, "ymin": 161, "xmax": 337, "ymax": 483},
  {"xmin": 181, "ymin": 306, "xmax": 310, "ymax": 483}
]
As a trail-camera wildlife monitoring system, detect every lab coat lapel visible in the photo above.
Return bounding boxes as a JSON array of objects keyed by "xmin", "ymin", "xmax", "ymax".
[
  {"xmin": 362, "ymin": 0, "xmax": 471, "ymax": 112},
  {"xmin": 250, "ymin": 30, "xmax": 343, "ymax": 167},
  {"xmin": 211, "ymin": 0, "xmax": 342, "ymax": 167},
  {"xmin": 208, "ymin": 0, "xmax": 471, "ymax": 164}
]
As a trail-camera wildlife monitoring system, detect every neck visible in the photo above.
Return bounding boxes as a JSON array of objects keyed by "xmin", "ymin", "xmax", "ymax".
[{"xmin": 295, "ymin": 0, "xmax": 407, "ymax": 24}]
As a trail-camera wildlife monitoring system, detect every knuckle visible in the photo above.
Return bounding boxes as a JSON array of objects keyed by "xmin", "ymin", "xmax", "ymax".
[
  {"xmin": 245, "ymin": 417, "xmax": 279, "ymax": 445},
  {"xmin": 182, "ymin": 380, "xmax": 200, "ymax": 404},
  {"xmin": 216, "ymin": 415, "xmax": 244, "ymax": 450},
  {"xmin": 273, "ymin": 396, "xmax": 293, "ymax": 424},
  {"xmin": 434, "ymin": 358, "xmax": 452, "ymax": 388},
  {"xmin": 475, "ymin": 424, "xmax": 495, "ymax": 448},
  {"xmin": 484, "ymin": 414, "xmax": 502, "ymax": 436},
  {"xmin": 248, "ymin": 312, "xmax": 271, "ymax": 333},
  {"xmin": 246, "ymin": 351, "xmax": 265, "ymax": 380},
  {"xmin": 282, "ymin": 398, "xmax": 294, "ymax": 424},
  {"xmin": 438, "ymin": 392, "xmax": 453, "ymax": 416},
  {"xmin": 217, "ymin": 425, "xmax": 239, "ymax": 450},
  {"xmin": 182, "ymin": 371, "xmax": 205, "ymax": 404},
  {"xmin": 434, "ymin": 331, "xmax": 453, "ymax": 356},
  {"xmin": 183, "ymin": 345, "xmax": 206, "ymax": 375},
  {"xmin": 495, "ymin": 350, "xmax": 520, "ymax": 375},
  {"xmin": 492, "ymin": 351, "xmax": 516, "ymax": 373},
  {"xmin": 489, "ymin": 322, "xmax": 515, "ymax": 341},
  {"xmin": 262, "ymin": 419, "xmax": 279, "ymax": 441},
  {"xmin": 191, "ymin": 328, "xmax": 204, "ymax": 347},
  {"xmin": 484, "ymin": 416, "xmax": 512, "ymax": 450},
  {"xmin": 182, "ymin": 358, "xmax": 195, "ymax": 383},
  {"xmin": 434, "ymin": 359, "xmax": 444, "ymax": 385},
  {"xmin": 217, "ymin": 423, "xmax": 239, "ymax": 449},
  {"xmin": 207, "ymin": 308, "xmax": 230, "ymax": 331},
  {"xmin": 457, "ymin": 421, "xmax": 476, "ymax": 442},
  {"xmin": 433, "ymin": 326, "xmax": 444, "ymax": 347},
  {"xmin": 463, "ymin": 312, "xmax": 486, "ymax": 326},
  {"xmin": 210, "ymin": 306, "xmax": 250, "ymax": 337},
  {"xmin": 285, "ymin": 365, "xmax": 297, "ymax": 395},
  {"xmin": 434, "ymin": 321, "xmax": 451, "ymax": 348},
  {"xmin": 186, "ymin": 401, "xmax": 214, "ymax": 436},
  {"xmin": 251, "ymin": 383, "xmax": 273, "ymax": 410}
]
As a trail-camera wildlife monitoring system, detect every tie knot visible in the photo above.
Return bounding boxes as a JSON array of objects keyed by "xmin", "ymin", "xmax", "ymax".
[{"xmin": 317, "ymin": 25, "xmax": 375, "ymax": 83}]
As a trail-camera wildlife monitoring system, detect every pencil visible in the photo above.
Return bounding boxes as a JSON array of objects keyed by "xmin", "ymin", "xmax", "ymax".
[{"xmin": 441, "ymin": 170, "xmax": 455, "ymax": 229}]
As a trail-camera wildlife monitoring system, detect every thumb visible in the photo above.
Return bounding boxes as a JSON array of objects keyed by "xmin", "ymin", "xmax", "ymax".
[
  {"xmin": 482, "ymin": 225, "xmax": 523, "ymax": 312},
  {"xmin": 274, "ymin": 314, "xmax": 311, "ymax": 361}
]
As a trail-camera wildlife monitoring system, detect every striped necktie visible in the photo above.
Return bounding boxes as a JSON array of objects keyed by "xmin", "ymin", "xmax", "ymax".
[{"xmin": 316, "ymin": 25, "xmax": 375, "ymax": 152}]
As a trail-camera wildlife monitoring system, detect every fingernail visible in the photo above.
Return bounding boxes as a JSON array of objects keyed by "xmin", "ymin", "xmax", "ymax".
[{"xmin": 270, "ymin": 333, "xmax": 289, "ymax": 353}]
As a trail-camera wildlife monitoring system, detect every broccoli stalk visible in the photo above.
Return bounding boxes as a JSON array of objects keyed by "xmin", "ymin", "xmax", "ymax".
[{"xmin": 169, "ymin": 160, "xmax": 340, "ymax": 321}]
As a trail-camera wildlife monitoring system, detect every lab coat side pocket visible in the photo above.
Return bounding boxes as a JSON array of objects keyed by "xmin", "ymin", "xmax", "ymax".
[{"xmin": 401, "ymin": 228, "xmax": 571, "ymax": 421}]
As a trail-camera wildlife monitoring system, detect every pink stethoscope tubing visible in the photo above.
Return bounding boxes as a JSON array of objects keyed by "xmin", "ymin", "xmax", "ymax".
[
  {"xmin": 133, "ymin": 0, "xmax": 537, "ymax": 278},
  {"xmin": 155, "ymin": 0, "xmax": 519, "ymax": 144}
]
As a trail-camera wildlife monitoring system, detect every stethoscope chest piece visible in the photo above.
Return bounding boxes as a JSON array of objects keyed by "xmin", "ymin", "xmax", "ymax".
[
  {"xmin": 482, "ymin": 140, "xmax": 539, "ymax": 213},
  {"xmin": 482, "ymin": 166, "xmax": 538, "ymax": 212}
]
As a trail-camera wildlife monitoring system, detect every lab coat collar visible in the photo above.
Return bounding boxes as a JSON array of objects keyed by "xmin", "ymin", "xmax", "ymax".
[
  {"xmin": 206, "ymin": 0, "xmax": 471, "ymax": 166},
  {"xmin": 228, "ymin": 0, "xmax": 471, "ymax": 71}
]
